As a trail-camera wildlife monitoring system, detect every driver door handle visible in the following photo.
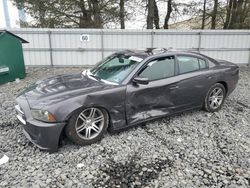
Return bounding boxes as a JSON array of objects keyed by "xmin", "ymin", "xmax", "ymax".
[{"xmin": 206, "ymin": 75, "xmax": 213, "ymax": 79}]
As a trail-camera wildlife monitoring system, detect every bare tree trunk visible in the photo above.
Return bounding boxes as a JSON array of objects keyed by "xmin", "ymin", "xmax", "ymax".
[
  {"xmin": 201, "ymin": 0, "xmax": 207, "ymax": 29},
  {"xmin": 91, "ymin": 0, "xmax": 103, "ymax": 28},
  {"xmin": 211, "ymin": 0, "xmax": 218, "ymax": 29},
  {"xmin": 227, "ymin": 0, "xmax": 246, "ymax": 29},
  {"xmin": 163, "ymin": 0, "xmax": 172, "ymax": 29},
  {"xmin": 147, "ymin": 0, "xmax": 154, "ymax": 29},
  {"xmin": 235, "ymin": 0, "xmax": 245, "ymax": 28},
  {"xmin": 119, "ymin": 0, "xmax": 125, "ymax": 29},
  {"xmin": 153, "ymin": 0, "xmax": 160, "ymax": 29},
  {"xmin": 224, "ymin": 0, "xmax": 233, "ymax": 29},
  {"xmin": 79, "ymin": 0, "xmax": 92, "ymax": 28},
  {"xmin": 36, "ymin": 1, "xmax": 47, "ymax": 27},
  {"xmin": 79, "ymin": 0, "xmax": 87, "ymax": 28},
  {"xmin": 228, "ymin": 0, "xmax": 238, "ymax": 28},
  {"xmin": 240, "ymin": 0, "xmax": 248, "ymax": 25}
]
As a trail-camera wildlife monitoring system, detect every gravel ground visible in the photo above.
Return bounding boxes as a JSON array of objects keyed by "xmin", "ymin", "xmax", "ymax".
[{"xmin": 0, "ymin": 66, "xmax": 250, "ymax": 188}]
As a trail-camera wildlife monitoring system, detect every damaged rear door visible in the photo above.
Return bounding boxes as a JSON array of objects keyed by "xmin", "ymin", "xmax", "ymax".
[{"xmin": 125, "ymin": 55, "xmax": 179, "ymax": 125}]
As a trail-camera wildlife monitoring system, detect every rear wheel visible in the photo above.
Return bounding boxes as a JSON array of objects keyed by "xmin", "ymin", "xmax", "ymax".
[
  {"xmin": 203, "ymin": 83, "xmax": 226, "ymax": 112},
  {"xmin": 65, "ymin": 107, "xmax": 108, "ymax": 145}
]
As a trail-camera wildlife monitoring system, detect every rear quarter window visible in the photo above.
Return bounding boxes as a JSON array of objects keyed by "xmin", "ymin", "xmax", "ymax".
[{"xmin": 199, "ymin": 59, "xmax": 207, "ymax": 69}]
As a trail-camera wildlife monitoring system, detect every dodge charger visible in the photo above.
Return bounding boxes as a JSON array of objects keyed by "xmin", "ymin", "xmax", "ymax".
[{"xmin": 15, "ymin": 49, "xmax": 239, "ymax": 152}]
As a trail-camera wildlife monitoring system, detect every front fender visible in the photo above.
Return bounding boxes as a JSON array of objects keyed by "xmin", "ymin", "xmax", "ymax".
[{"xmin": 45, "ymin": 86, "xmax": 127, "ymax": 130}]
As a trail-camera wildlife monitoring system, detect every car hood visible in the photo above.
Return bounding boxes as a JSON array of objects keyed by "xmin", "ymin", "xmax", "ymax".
[{"xmin": 21, "ymin": 72, "xmax": 117, "ymax": 108}]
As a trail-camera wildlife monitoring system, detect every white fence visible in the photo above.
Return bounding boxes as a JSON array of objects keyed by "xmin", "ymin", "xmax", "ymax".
[{"xmin": 8, "ymin": 28, "xmax": 250, "ymax": 66}]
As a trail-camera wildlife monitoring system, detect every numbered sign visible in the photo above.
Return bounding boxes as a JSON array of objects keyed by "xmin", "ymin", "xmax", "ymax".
[{"xmin": 80, "ymin": 34, "xmax": 90, "ymax": 42}]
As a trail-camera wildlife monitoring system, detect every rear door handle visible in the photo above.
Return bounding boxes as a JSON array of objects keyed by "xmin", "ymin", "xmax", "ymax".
[{"xmin": 170, "ymin": 85, "xmax": 179, "ymax": 90}]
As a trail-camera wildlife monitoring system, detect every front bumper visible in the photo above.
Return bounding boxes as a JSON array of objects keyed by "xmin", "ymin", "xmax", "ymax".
[{"xmin": 15, "ymin": 96, "xmax": 66, "ymax": 152}]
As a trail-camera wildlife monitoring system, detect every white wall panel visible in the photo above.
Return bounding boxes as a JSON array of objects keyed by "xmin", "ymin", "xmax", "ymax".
[
  {"xmin": 201, "ymin": 34, "xmax": 250, "ymax": 48},
  {"xmin": 103, "ymin": 34, "xmax": 151, "ymax": 49},
  {"xmin": 19, "ymin": 33, "xmax": 49, "ymax": 49},
  {"xmin": 154, "ymin": 34, "xmax": 199, "ymax": 49},
  {"xmin": 104, "ymin": 51, "xmax": 116, "ymax": 58},
  {"xmin": 23, "ymin": 51, "xmax": 51, "ymax": 66},
  {"xmin": 7, "ymin": 29, "xmax": 250, "ymax": 66},
  {"xmin": 52, "ymin": 51, "xmax": 102, "ymax": 66},
  {"xmin": 202, "ymin": 51, "xmax": 249, "ymax": 64},
  {"xmin": 51, "ymin": 33, "xmax": 102, "ymax": 48}
]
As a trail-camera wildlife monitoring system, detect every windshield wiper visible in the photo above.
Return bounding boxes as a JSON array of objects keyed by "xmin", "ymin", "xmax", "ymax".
[
  {"xmin": 84, "ymin": 69, "xmax": 101, "ymax": 81},
  {"xmin": 89, "ymin": 74, "xmax": 101, "ymax": 81}
]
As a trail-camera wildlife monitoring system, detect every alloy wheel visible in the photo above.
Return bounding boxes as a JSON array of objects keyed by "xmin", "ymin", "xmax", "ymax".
[
  {"xmin": 75, "ymin": 108, "xmax": 105, "ymax": 140},
  {"xmin": 208, "ymin": 87, "xmax": 224, "ymax": 110}
]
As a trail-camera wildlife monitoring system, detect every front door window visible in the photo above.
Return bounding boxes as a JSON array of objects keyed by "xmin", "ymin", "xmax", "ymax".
[{"xmin": 139, "ymin": 56, "xmax": 175, "ymax": 81}]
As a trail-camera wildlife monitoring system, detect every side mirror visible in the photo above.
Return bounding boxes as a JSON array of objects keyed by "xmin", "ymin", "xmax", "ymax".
[{"xmin": 132, "ymin": 76, "xmax": 149, "ymax": 85}]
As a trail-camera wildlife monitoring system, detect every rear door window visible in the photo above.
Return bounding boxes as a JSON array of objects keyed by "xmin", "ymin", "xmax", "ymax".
[{"xmin": 177, "ymin": 56, "xmax": 206, "ymax": 74}]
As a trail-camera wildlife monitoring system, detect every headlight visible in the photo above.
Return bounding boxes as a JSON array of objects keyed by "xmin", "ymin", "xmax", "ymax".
[{"xmin": 31, "ymin": 109, "xmax": 56, "ymax": 122}]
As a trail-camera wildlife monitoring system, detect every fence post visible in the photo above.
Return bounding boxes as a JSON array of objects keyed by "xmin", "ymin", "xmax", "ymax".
[
  {"xmin": 151, "ymin": 31, "xmax": 154, "ymax": 48},
  {"xmin": 198, "ymin": 31, "xmax": 202, "ymax": 52},
  {"xmin": 248, "ymin": 49, "xmax": 250, "ymax": 66},
  {"xmin": 248, "ymin": 32, "xmax": 250, "ymax": 66},
  {"xmin": 101, "ymin": 30, "xmax": 104, "ymax": 59},
  {"xmin": 48, "ymin": 30, "xmax": 53, "ymax": 67}
]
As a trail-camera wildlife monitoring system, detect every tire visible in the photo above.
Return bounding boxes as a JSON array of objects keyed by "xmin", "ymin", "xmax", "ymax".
[
  {"xmin": 65, "ymin": 107, "xmax": 108, "ymax": 145},
  {"xmin": 203, "ymin": 83, "xmax": 226, "ymax": 112}
]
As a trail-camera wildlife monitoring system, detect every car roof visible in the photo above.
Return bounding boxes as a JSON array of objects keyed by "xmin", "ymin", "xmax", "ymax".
[{"xmin": 116, "ymin": 48, "xmax": 208, "ymax": 59}]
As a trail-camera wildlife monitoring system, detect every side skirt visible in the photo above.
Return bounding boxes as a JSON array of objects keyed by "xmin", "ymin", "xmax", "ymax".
[{"xmin": 110, "ymin": 105, "xmax": 203, "ymax": 132}]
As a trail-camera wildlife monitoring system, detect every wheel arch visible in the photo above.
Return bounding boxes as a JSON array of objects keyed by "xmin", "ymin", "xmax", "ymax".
[
  {"xmin": 217, "ymin": 81, "xmax": 228, "ymax": 95},
  {"xmin": 203, "ymin": 81, "xmax": 227, "ymax": 112},
  {"xmin": 64, "ymin": 105, "xmax": 111, "ymax": 128}
]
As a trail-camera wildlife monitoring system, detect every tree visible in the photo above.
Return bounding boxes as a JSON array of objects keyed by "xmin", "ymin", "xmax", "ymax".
[
  {"xmin": 224, "ymin": 0, "xmax": 250, "ymax": 29},
  {"xmin": 201, "ymin": 0, "xmax": 207, "ymax": 29},
  {"xmin": 224, "ymin": 0, "xmax": 233, "ymax": 29},
  {"xmin": 119, "ymin": 0, "xmax": 125, "ymax": 29},
  {"xmin": 147, "ymin": 0, "xmax": 155, "ymax": 29},
  {"xmin": 13, "ymin": 0, "xmax": 121, "ymax": 28},
  {"xmin": 146, "ymin": 0, "xmax": 160, "ymax": 29},
  {"xmin": 153, "ymin": 0, "xmax": 160, "ymax": 29},
  {"xmin": 211, "ymin": 0, "xmax": 218, "ymax": 29},
  {"xmin": 164, "ymin": 0, "xmax": 173, "ymax": 29}
]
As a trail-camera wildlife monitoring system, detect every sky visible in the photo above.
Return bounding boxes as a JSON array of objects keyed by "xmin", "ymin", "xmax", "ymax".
[{"xmin": 0, "ymin": 0, "xmax": 20, "ymax": 28}]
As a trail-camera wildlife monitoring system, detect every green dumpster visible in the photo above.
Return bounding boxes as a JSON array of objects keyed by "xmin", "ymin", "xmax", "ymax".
[{"xmin": 0, "ymin": 30, "xmax": 28, "ymax": 85}]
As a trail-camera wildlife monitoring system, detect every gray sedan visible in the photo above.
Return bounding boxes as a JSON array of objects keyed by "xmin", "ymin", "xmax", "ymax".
[{"xmin": 15, "ymin": 49, "xmax": 239, "ymax": 152}]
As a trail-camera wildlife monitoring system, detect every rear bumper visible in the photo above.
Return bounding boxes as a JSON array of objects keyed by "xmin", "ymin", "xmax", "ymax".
[
  {"xmin": 227, "ymin": 71, "xmax": 239, "ymax": 96},
  {"xmin": 15, "ymin": 95, "xmax": 66, "ymax": 153}
]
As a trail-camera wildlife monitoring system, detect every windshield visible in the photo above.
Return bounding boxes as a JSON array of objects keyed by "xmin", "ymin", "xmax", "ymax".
[{"xmin": 90, "ymin": 54, "xmax": 143, "ymax": 84}]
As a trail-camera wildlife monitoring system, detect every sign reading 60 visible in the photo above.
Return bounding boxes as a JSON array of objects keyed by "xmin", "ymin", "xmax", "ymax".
[{"xmin": 80, "ymin": 34, "xmax": 90, "ymax": 42}]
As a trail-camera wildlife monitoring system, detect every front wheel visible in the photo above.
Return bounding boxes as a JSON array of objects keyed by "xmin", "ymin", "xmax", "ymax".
[
  {"xmin": 203, "ymin": 83, "xmax": 226, "ymax": 112},
  {"xmin": 65, "ymin": 107, "xmax": 108, "ymax": 145}
]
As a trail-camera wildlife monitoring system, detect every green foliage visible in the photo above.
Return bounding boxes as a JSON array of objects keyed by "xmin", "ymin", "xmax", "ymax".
[
  {"xmin": 12, "ymin": 0, "xmax": 250, "ymax": 29},
  {"xmin": 13, "ymin": 0, "xmax": 122, "ymax": 28}
]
